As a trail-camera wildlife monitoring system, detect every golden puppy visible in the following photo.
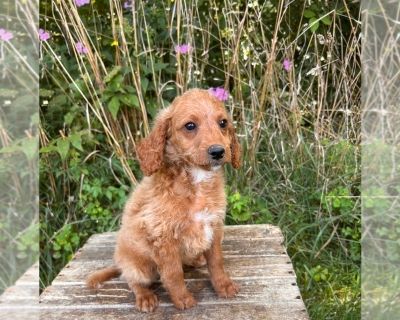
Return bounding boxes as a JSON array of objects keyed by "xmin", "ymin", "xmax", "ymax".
[{"xmin": 86, "ymin": 88, "xmax": 241, "ymax": 312}]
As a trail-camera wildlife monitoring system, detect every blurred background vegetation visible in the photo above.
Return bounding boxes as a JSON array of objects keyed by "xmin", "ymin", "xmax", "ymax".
[
  {"xmin": 39, "ymin": 0, "xmax": 361, "ymax": 318},
  {"xmin": 0, "ymin": 0, "xmax": 38, "ymax": 296}
]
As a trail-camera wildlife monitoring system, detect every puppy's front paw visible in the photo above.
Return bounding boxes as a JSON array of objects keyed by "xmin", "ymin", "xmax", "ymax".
[
  {"xmin": 135, "ymin": 292, "xmax": 159, "ymax": 313},
  {"xmin": 214, "ymin": 278, "xmax": 239, "ymax": 298},
  {"xmin": 171, "ymin": 291, "xmax": 197, "ymax": 310}
]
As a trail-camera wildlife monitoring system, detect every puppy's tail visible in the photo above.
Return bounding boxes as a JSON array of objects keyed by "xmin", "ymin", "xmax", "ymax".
[{"xmin": 86, "ymin": 266, "xmax": 121, "ymax": 289}]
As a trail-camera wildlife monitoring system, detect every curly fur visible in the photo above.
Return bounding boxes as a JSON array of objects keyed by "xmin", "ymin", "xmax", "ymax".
[{"xmin": 86, "ymin": 89, "xmax": 241, "ymax": 312}]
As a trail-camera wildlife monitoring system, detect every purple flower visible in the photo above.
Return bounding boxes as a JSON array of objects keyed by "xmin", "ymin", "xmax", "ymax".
[
  {"xmin": 39, "ymin": 29, "xmax": 51, "ymax": 41},
  {"xmin": 123, "ymin": 0, "xmax": 132, "ymax": 9},
  {"xmin": 283, "ymin": 58, "xmax": 292, "ymax": 72},
  {"xmin": 75, "ymin": 0, "xmax": 90, "ymax": 7},
  {"xmin": 75, "ymin": 42, "xmax": 88, "ymax": 55},
  {"xmin": 0, "ymin": 28, "xmax": 13, "ymax": 42},
  {"xmin": 175, "ymin": 44, "xmax": 191, "ymax": 54},
  {"xmin": 208, "ymin": 87, "xmax": 229, "ymax": 102}
]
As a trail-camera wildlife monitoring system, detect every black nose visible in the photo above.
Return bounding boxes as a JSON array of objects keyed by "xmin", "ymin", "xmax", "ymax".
[{"xmin": 208, "ymin": 145, "xmax": 225, "ymax": 160}]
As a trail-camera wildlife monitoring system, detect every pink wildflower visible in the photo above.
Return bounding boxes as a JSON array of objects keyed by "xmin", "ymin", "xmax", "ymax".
[
  {"xmin": 0, "ymin": 29, "xmax": 13, "ymax": 42},
  {"xmin": 175, "ymin": 44, "xmax": 191, "ymax": 54},
  {"xmin": 39, "ymin": 29, "xmax": 51, "ymax": 41},
  {"xmin": 75, "ymin": 42, "xmax": 88, "ymax": 55},
  {"xmin": 123, "ymin": 1, "xmax": 132, "ymax": 9},
  {"xmin": 208, "ymin": 87, "xmax": 229, "ymax": 102},
  {"xmin": 283, "ymin": 58, "xmax": 292, "ymax": 72},
  {"xmin": 75, "ymin": 0, "xmax": 90, "ymax": 7}
]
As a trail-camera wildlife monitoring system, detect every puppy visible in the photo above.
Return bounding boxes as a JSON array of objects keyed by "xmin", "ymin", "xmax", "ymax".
[{"xmin": 86, "ymin": 88, "xmax": 241, "ymax": 312}]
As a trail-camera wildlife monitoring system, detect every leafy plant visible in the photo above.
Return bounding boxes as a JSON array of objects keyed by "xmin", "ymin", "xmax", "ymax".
[
  {"xmin": 303, "ymin": 5, "xmax": 333, "ymax": 33},
  {"xmin": 227, "ymin": 190, "xmax": 272, "ymax": 224},
  {"xmin": 52, "ymin": 225, "xmax": 80, "ymax": 260}
]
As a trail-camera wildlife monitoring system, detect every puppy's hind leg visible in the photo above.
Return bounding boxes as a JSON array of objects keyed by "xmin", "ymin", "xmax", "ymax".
[{"xmin": 119, "ymin": 256, "xmax": 159, "ymax": 313}]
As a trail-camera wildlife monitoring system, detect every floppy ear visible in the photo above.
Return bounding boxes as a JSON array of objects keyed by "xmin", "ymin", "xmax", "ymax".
[
  {"xmin": 136, "ymin": 110, "xmax": 170, "ymax": 176},
  {"xmin": 229, "ymin": 124, "xmax": 241, "ymax": 169}
]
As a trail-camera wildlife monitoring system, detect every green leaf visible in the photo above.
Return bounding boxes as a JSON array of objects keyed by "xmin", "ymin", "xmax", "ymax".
[
  {"xmin": 236, "ymin": 211, "xmax": 251, "ymax": 222},
  {"xmin": 40, "ymin": 145, "xmax": 57, "ymax": 153},
  {"xmin": 64, "ymin": 112, "xmax": 75, "ymax": 126},
  {"xmin": 70, "ymin": 133, "xmax": 84, "ymax": 151},
  {"xmin": 146, "ymin": 100, "xmax": 158, "ymax": 118},
  {"xmin": 71, "ymin": 233, "xmax": 80, "ymax": 246},
  {"xmin": 104, "ymin": 66, "xmax": 122, "ymax": 83},
  {"xmin": 53, "ymin": 252, "xmax": 61, "ymax": 259},
  {"xmin": 309, "ymin": 17, "xmax": 319, "ymax": 33},
  {"xmin": 69, "ymin": 79, "xmax": 87, "ymax": 95},
  {"xmin": 105, "ymin": 190, "xmax": 113, "ymax": 201},
  {"xmin": 321, "ymin": 15, "xmax": 332, "ymax": 26},
  {"xmin": 39, "ymin": 89, "xmax": 54, "ymax": 97},
  {"xmin": 21, "ymin": 137, "xmax": 38, "ymax": 160},
  {"xmin": 153, "ymin": 62, "xmax": 169, "ymax": 72},
  {"xmin": 125, "ymin": 86, "xmax": 136, "ymax": 94},
  {"xmin": 31, "ymin": 112, "xmax": 39, "ymax": 125},
  {"xmin": 0, "ymin": 144, "xmax": 20, "ymax": 154},
  {"xmin": 141, "ymin": 78, "xmax": 149, "ymax": 93},
  {"xmin": 120, "ymin": 94, "xmax": 140, "ymax": 108},
  {"xmin": 130, "ymin": 95, "xmax": 140, "ymax": 108},
  {"xmin": 108, "ymin": 96, "xmax": 120, "ymax": 120},
  {"xmin": 0, "ymin": 88, "xmax": 18, "ymax": 98},
  {"xmin": 56, "ymin": 139, "xmax": 70, "ymax": 160},
  {"xmin": 50, "ymin": 94, "xmax": 68, "ymax": 107},
  {"xmin": 303, "ymin": 9, "xmax": 315, "ymax": 18}
]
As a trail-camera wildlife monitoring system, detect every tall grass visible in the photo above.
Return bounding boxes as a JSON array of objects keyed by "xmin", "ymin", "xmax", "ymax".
[{"xmin": 40, "ymin": 0, "xmax": 361, "ymax": 318}]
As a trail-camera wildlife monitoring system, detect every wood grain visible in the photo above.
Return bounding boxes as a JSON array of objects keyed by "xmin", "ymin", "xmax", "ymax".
[{"xmin": 38, "ymin": 224, "xmax": 309, "ymax": 319}]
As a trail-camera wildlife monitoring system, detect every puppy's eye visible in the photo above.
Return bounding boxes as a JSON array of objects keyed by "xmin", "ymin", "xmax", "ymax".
[
  {"xmin": 185, "ymin": 122, "xmax": 196, "ymax": 131},
  {"xmin": 219, "ymin": 119, "xmax": 228, "ymax": 128}
]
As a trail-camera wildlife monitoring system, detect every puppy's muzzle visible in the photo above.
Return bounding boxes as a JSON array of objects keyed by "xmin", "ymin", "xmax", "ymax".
[{"xmin": 208, "ymin": 145, "xmax": 225, "ymax": 160}]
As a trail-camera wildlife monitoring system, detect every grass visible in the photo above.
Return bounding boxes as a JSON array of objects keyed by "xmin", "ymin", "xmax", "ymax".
[{"xmin": 39, "ymin": 0, "xmax": 361, "ymax": 318}]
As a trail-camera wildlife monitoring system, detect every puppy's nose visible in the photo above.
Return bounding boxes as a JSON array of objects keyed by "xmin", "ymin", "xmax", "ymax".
[{"xmin": 208, "ymin": 145, "xmax": 225, "ymax": 160}]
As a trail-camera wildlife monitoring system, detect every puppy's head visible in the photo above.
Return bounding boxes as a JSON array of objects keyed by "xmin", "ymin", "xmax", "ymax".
[{"xmin": 137, "ymin": 89, "xmax": 241, "ymax": 176}]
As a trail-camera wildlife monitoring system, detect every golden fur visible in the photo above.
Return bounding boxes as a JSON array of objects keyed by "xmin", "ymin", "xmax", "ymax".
[{"xmin": 86, "ymin": 89, "xmax": 241, "ymax": 312}]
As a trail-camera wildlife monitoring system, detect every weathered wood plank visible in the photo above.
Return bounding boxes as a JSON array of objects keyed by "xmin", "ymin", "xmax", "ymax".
[
  {"xmin": 0, "ymin": 262, "xmax": 39, "ymax": 320},
  {"xmin": 41, "ymin": 278, "xmax": 302, "ymax": 306},
  {"xmin": 86, "ymin": 225, "xmax": 284, "ymax": 245},
  {"xmin": 39, "ymin": 224, "xmax": 309, "ymax": 319},
  {"xmin": 53, "ymin": 255, "xmax": 294, "ymax": 284},
  {"xmin": 0, "ymin": 262, "xmax": 38, "ymax": 305},
  {"xmin": 39, "ymin": 303, "xmax": 308, "ymax": 320}
]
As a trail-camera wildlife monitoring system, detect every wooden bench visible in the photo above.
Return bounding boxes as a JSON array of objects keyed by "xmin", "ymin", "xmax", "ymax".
[
  {"xmin": 0, "ymin": 262, "xmax": 39, "ymax": 319},
  {"xmin": 40, "ymin": 224, "xmax": 309, "ymax": 319}
]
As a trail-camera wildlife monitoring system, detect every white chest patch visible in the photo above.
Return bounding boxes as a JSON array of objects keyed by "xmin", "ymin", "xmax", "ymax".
[
  {"xmin": 194, "ymin": 210, "xmax": 219, "ymax": 244},
  {"xmin": 190, "ymin": 167, "xmax": 214, "ymax": 184}
]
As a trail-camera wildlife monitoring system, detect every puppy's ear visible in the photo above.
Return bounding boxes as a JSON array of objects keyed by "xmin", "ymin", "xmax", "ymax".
[
  {"xmin": 136, "ymin": 109, "xmax": 171, "ymax": 176},
  {"xmin": 229, "ymin": 123, "xmax": 241, "ymax": 169}
]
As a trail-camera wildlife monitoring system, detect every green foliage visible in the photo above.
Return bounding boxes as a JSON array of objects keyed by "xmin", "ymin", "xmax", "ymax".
[
  {"xmin": 39, "ymin": 0, "xmax": 361, "ymax": 318},
  {"xmin": 52, "ymin": 225, "xmax": 80, "ymax": 260},
  {"xmin": 322, "ymin": 186, "xmax": 360, "ymax": 262},
  {"xmin": 305, "ymin": 265, "xmax": 331, "ymax": 283},
  {"xmin": 227, "ymin": 190, "xmax": 272, "ymax": 224},
  {"xmin": 236, "ymin": 139, "xmax": 361, "ymax": 319},
  {"xmin": 303, "ymin": 5, "xmax": 333, "ymax": 33},
  {"xmin": 79, "ymin": 178, "xmax": 128, "ymax": 233}
]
